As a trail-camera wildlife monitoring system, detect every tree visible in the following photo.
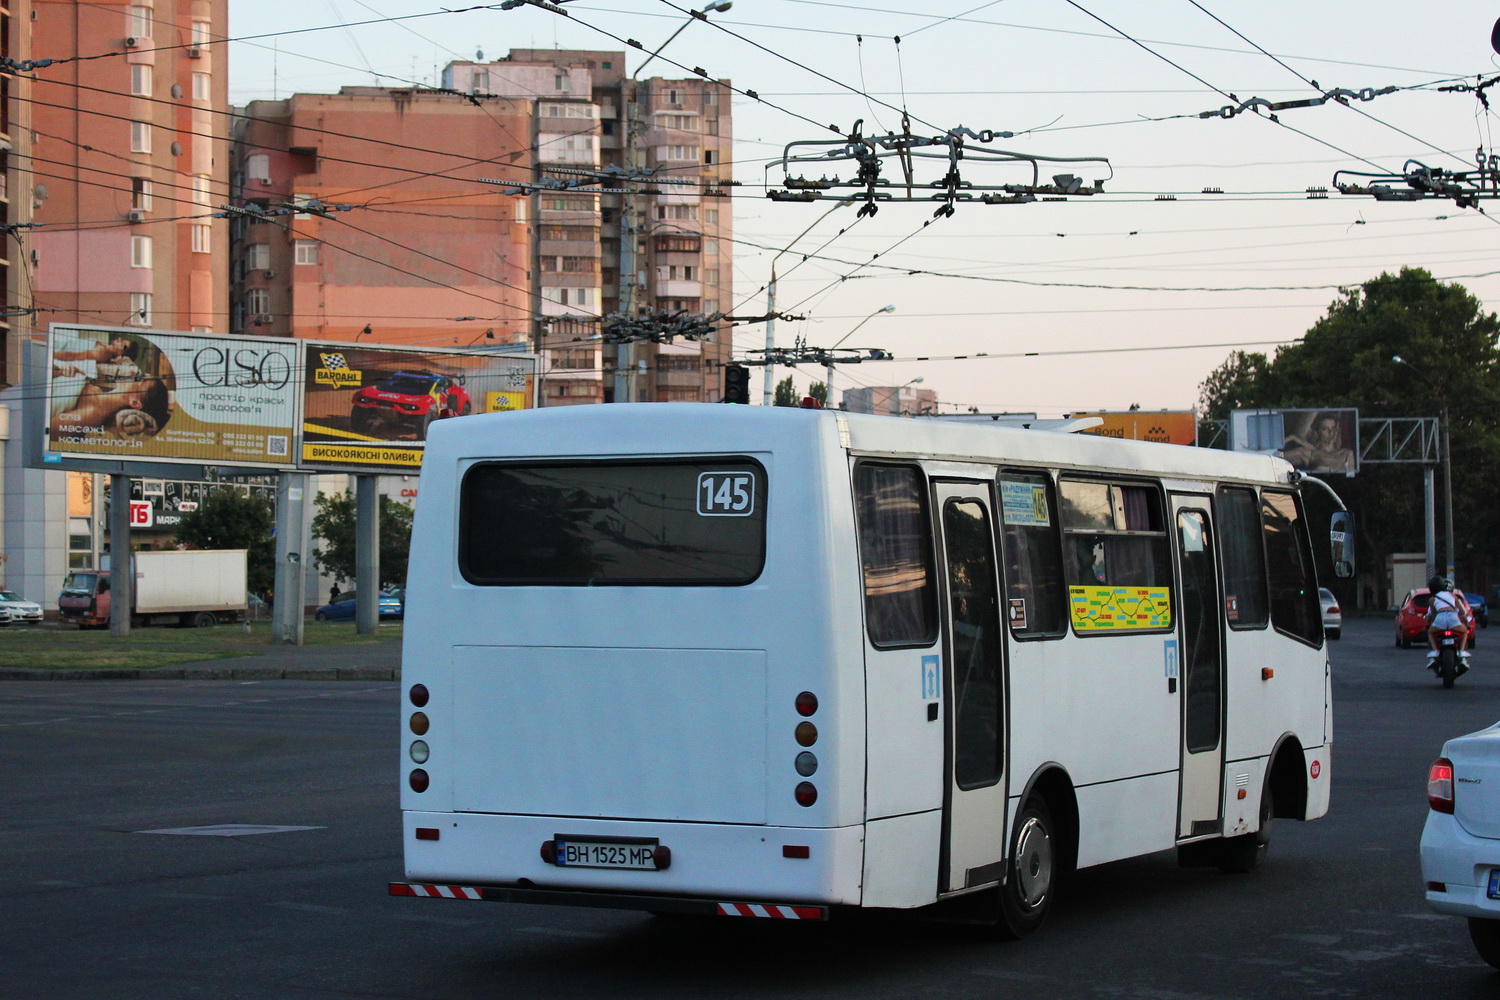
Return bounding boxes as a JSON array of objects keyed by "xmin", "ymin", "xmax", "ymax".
[
  {"xmin": 309, "ymin": 490, "xmax": 415, "ymax": 589},
  {"xmin": 1197, "ymin": 268, "xmax": 1500, "ymax": 593},
  {"xmin": 175, "ymin": 487, "xmax": 275, "ymax": 596},
  {"xmin": 774, "ymin": 374, "xmax": 799, "ymax": 407},
  {"xmin": 808, "ymin": 381, "xmax": 829, "ymax": 408}
]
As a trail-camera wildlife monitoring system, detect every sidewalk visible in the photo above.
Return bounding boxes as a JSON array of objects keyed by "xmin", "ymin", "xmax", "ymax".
[{"xmin": 0, "ymin": 631, "xmax": 403, "ymax": 682}]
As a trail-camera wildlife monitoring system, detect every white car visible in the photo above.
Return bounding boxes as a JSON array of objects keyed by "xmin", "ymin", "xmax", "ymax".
[
  {"xmin": 1421, "ymin": 720, "xmax": 1500, "ymax": 970},
  {"xmin": 1319, "ymin": 587, "xmax": 1342, "ymax": 641},
  {"xmin": 0, "ymin": 589, "xmax": 41, "ymax": 625}
]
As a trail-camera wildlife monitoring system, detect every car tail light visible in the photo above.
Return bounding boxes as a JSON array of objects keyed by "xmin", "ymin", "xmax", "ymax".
[
  {"xmin": 1428, "ymin": 758, "xmax": 1454, "ymax": 813},
  {"xmin": 1328, "ymin": 604, "xmax": 1339, "ymax": 615}
]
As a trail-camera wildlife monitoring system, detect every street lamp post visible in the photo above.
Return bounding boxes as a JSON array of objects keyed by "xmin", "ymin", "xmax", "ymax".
[
  {"xmin": 823, "ymin": 304, "xmax": 895, "ymax": 404},
  {"xmin": 1394, "ymin": 355, "xmax": 1455, "ymax": 582},
  {"xmin": 765, "ymin": 198, "xmax": 853, "ymax": 404}
]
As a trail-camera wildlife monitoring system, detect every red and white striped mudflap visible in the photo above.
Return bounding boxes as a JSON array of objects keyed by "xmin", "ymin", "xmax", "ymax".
[
  {"xmin": 714, "ymin": 902, "xmax": 826, "ymax": 920},
  {"xmin": 389, "ymin": 882, "xmax": 483, "ymax": 900}
]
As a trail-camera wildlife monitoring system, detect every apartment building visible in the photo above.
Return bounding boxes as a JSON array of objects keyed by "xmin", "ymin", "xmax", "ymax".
[
  {"xmin": 444, "ymin": 48, "xmax": 735, "ymax": 404},
  {"xmin": 843, "ymin": 384, "xmax": 941, "ymax": 417},
  {"xmin": 230, "ymin": 89, "xmax": 534, "ymax": 350},
  {"xmin": 3, "ymin": 0, "xmax": 230, "ymax": 607}
]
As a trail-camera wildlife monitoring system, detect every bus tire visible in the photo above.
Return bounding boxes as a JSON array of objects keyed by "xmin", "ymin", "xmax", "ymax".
[
  {"xmin": 1219, "ymin": 785, "xmax": 1273, "ymax": 874},
  {"xmin": 998, "ymin": 797, "xmax": 1056, "ymax": 938}
]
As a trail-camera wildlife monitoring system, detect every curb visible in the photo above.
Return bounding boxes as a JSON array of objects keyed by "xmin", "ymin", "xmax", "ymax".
[{"xmin": 0, "ymin": 666, "xmax": 402, "ymax": 681}]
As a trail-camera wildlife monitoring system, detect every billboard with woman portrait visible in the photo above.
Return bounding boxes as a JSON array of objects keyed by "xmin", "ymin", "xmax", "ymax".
[{"xmin": 44, "ymin": 324, "xmax": 299, "ymax": 467}]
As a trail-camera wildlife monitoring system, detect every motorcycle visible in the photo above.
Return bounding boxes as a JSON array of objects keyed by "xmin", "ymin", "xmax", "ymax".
[{"xmin": 1430, "ymin": 627, "xmax": 1471, "ymax": 689}]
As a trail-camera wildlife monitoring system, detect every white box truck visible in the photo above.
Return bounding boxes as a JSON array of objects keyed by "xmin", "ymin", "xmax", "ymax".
[{"xmin": 57, "ymin": 549, "xmax": 249, "ymax": 628}]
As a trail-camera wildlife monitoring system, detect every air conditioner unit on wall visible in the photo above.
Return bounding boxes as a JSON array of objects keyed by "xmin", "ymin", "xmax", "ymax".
[
  {"xmin": 188, "ymin": 47, "xmax": 203, "ymax": 59},
  {"xmin": 124, "ymin": 36, "xmax": 139, "ymax": 48},
  {"xmin": 127, "ymin": 209, "xmax": 144, "ymax": 223},
  {"xmin": 264, "ymin": 269, "xmax": 275, "ymax": 279}
]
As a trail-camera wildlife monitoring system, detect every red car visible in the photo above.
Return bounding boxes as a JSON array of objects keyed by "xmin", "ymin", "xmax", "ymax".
[
  {"xmin": 1395, "ymin": 588, "xmax": 1477, "ymax": 649},
  {"xmin": 350, "ymin": 370, "xmax": 470, "ymax": 437}
]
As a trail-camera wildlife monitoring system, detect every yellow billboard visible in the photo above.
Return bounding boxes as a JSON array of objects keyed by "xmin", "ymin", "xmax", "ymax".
[{"xmin": 1072, "ymin": 410, "xmax": 1197, "ymax": 446}]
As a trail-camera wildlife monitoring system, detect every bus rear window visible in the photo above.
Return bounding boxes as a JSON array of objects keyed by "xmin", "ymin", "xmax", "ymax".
[{"xmin": 459, "ymin": 460, "xmax": 766, "ymax": 585}]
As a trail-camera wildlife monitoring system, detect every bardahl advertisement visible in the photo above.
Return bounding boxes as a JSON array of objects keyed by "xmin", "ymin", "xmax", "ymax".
[
  {"xmin": 300, "ymin": 342, "xmax": 536, "ymax": 471},
  {"xmin": 45, "ymin": 324, "xmax": 298, "ymax": 467}
]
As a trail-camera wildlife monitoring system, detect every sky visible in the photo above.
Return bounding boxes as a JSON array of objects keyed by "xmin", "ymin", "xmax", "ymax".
[{"xmin": 226, "ymin": 1, "xmax": 1500, "ymax": 416}]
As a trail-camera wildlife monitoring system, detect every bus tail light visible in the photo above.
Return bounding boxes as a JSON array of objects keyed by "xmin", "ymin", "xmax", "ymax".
[
  {"xmin": 795, "ymin": 782, "xmax": 817, "ymax": 806},
  {"xmin": 1428, "ymin": 758, "xmax": 1454, "ymax": 813},
  {"xmin": 795, "ymin": 691, "xmax": 818, "ymax": 716},
  {"xmin": 410, "ymin": 769, "xmax": 430, "ymax": 793}
]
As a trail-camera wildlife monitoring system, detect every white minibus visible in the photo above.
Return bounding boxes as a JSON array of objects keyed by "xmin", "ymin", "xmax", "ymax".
[{"xmin": 390, "ymin": 403, "xmax": 1349, "ymax": 934}]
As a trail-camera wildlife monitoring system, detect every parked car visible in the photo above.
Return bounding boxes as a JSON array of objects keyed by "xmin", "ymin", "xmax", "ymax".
[
  {"xmin": 0, "ymin": 606, "xmax": 12, "ymax": 626},
  {"xmin": 313, "ymin": 590, "xmax": 403, "ymax": 622},
  {"xmin": 1395, "ymin": 588, "xmax": 1476, "ymax": 649},
  {"xmin": 0, "ymin": 589, "xmax": 44, "ymax": 625},
  {"xmin": 1421, "ymin": 719, "xmax": 1500, "ymax": 970},
  {"xmin": 1319, "ymin": 587, "xmax": 1342, "ymax": 640},
  {"xmin": 1466, "ymin": 591, "xmax": 1490, "ymax": 629},
  {"xmin": 350, "ymin": 370, "xmax": 469, "ymax": 437}
]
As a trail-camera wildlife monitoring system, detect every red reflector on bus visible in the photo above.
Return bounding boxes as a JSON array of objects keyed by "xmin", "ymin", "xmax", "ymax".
[
  {"xmin": 782, "ymin": 845, "xmax": 810, "ymax": 859},
  {"xmin": 415, "ymin": 828, "xmax": 440, "ymax": 841},
  {"xmin": 795, "ymin": 782, "xmax": 817, "ymax": 806},
  {"xmin": 1261, "ymin": 668, "xmax": 1274, "ymax": 680},
  {"xmin": 795, "ymin": 691, "xmax": 818, "ymax": 717},
  {"xmin": 409, "ymin": 769, "xmax": 430, "ymax": 793}
]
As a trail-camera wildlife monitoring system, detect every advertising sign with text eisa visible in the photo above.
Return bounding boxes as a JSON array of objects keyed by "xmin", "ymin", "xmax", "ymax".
[{"xmin": 45, "ymin": 325, "xmax": 298, "ymax": 468}]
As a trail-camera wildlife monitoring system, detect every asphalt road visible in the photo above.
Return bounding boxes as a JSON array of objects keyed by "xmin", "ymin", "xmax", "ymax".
[{"xmin": 2, "ymin": 617, "xmax": 1497, "ymax": 999}]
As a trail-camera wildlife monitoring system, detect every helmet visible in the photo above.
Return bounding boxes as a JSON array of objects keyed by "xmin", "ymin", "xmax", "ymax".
[{"xmin": 1428, "ymin": 575, "xmax": 1446, "ymax": 592}]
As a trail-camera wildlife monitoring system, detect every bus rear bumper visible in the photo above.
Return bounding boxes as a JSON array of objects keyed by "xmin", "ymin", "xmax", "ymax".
[
  {"xmin": 388, "ymin": 881, "xmax": 830, "ymax": 920},
  {"xmin": 400, "ymin": 811, "xmax": 864, "ymax": 905}
]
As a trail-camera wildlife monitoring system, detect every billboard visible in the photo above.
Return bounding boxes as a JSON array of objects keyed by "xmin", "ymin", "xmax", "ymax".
[
  {"xmin": 300, "ymin": 343, "xmax": 535, "ymax": 471},
  {"xmin": 1071, "ymin": 410, "xmax": 1198, "ymax": 446},
  {"xmin": 1230, "ymin": 407, "xmax": 1359, "ymax": 475},
  {"xmin": 45, "ymin": 325, "xmax": 298, "ymax": 468}
]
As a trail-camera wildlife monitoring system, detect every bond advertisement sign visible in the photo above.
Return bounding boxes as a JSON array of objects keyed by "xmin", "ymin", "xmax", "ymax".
[
  {"xmin": 1072, "ymin": 410, "xmax": 1198, "ymax": 446},
  {"xmin": 44, "ymin": 324, "xmax": 298, "ymax": 468},
  {"xmin": 300, "ymin": 343, "xmax": 535, "ymax": 471}
]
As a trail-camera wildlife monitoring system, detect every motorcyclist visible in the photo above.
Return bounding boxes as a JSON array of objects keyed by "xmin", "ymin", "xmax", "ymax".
[{"xmin": 1426, "ymin": 575, "xmax": 1472, "ymax": 663}]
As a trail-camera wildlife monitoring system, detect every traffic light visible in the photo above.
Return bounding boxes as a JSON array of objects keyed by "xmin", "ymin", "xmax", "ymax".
[{"xmin": 723, "ymin": 364, "xmax": 750, "ymax": 404}]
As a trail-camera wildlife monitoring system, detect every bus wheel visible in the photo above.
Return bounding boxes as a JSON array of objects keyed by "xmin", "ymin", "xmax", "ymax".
[
  {"xmin": 1219, "ymin": 785, "xmax": 1273, "ymax": 874},
  {"xmin": 998, "ymin": 798, "xmax": 1056, "ymax": 938}
]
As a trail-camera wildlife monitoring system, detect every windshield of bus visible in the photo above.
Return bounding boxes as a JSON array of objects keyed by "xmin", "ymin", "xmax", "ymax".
[{"xmin": 459, "ymin": 460, "xmax": 767, "ymax": 585}]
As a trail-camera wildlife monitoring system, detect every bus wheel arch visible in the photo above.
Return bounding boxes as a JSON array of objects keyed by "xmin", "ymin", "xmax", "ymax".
[
  {"xmin": 999, "ymin": 765, "xmax": 1078, "ymax": 938},
  {"xmin": 1266, "ymin": 734, "xmax": 1309, "ymax": 821}
]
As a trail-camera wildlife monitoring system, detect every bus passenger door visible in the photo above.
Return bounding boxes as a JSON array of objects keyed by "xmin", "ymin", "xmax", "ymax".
[
  {"xmin": 934, "ymin": 482, "xmax": 1009, "ymax": 892},
  {"xmin": 1171, "ymin": 498, "xmax": 1224, "ymax": 838}
]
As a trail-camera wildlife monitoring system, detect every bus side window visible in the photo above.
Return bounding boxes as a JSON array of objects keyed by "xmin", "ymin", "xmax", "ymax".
[
  {"xmin": 854, "ymin": 463, "xmax": 937, "ymax": 647},
  {"xmin": 1059, "ymin": 479, "xmax": 1173, "ymax": 633},
  {"xmin": 1215, "ymin": 486, "xmax": 1269, "ymax": 629},
  {"xmin": 997, "ymin": 471, "xmax": 1066, "ymax": 637},
  {"xmin": 1260, "ymin": 491, "xmax": 1322, "ymax": 645}
]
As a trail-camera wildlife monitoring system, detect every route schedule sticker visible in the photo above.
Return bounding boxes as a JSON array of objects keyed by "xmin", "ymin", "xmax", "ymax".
[{"xmin": 1069, "ymin": 585, "xmax": 1172, "ymax": 631}]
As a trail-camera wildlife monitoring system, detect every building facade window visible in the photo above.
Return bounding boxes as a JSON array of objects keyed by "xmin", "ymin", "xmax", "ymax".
[
  {"xmin": 246, "ymin": 288, "xmax": 270, "ymax": 319},
  {"xmin": 246, "ymin": 243, "xmax": 270, "ymax": 270},
  {"xmin": 130, "ymin": 293, "xmax": 153, "ymax": 326},
  {"xmin": 128, "ymin": 5, "xmax": 153, "ymax": 38},
  {"xmin": 655, "ymin": 205, "xmax": 697, "ymax": 221},
  {"xmin": 245, "ymin": 153, "xmax": 270, "ymax": 183},
  {"xmin": 132, "ymin": 178, "xmax": 153, "ymax": 211},
  {"xmin": 191, "ymin": 20, "xmax": 211, "ymax": 46},
  {"xmin": 705, "ymin": 209, "xmax": 719, "ymax": 225},
  {"xmin": 194, "ymin": 174, "xmax": 211, "ymax": 205},
  {"xmin": 130, "ymin": 65, "xmax": 153, "ymax": 96},
  {"xmin": 294, "ymin": 240, "xmax": 319, "ymax": 265},
  {"xmin": 130, "ymin": 235, "xmax": 152, "ymax": 268},
  {"xmin": 192, "ymin": 72, "xmax": 210, "ymax": 101},
  {"xmin": 131, "ymin": 122, "xmax": 151, "ymax": 153},
  {"xmin": 191, "ymin": 224, "xmax": 211, "ymax": 254}
]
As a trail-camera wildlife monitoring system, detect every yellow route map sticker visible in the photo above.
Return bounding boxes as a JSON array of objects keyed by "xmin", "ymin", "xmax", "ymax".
[{"xmin": 1069, "ymin": 586, "xmax": 1172, "ymax": 631}]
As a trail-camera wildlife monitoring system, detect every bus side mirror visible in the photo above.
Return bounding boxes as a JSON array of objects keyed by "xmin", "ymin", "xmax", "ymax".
[{"xmin": 1330, "ymin": 511, "xmax": 1354, "ymax": 579}]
